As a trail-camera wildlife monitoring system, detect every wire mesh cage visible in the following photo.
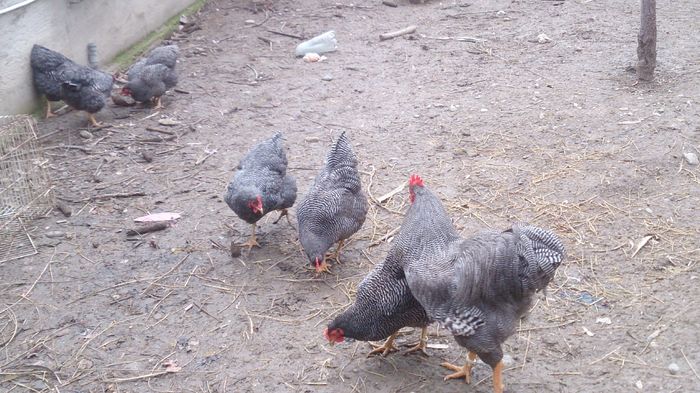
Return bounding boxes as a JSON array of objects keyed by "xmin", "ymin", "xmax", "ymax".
[{"xmin": 0, "ymin": 115, "xmax": 54, "ymax": 263}]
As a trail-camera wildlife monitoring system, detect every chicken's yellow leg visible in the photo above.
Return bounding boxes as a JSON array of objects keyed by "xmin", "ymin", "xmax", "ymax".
[
  {"xmin": 242, "ymin": 223, "xmax": 260, "ymax": 250},
  {"xmin": 404, "ymin": 326, "xmax": 429, "ymax": 356},
  {"xmin": 45, "ymin": 101, "xmax": 55, "ymax": 118},
  {"xmin": 492, "ymin": 360, "xmax": 504, "ymax": 393},
  {"xmin": 88, "ymin": 113, "xmax": 102, "ymax": 127},
  {"xmin": 326, "ymin": 239, "xmax": 345, "ymax": 264},
  {"xmin": 367, "ymin": 331, "xmax": 399, "ymax": 357},
  {"xmin": 153, "ymin": 96, "xmax": 164, "ymax": 109},
  {"xmin": 441, "ymin": 351, "xmax": 478, "ymax": 383},
  {"xmin": 272, "ymin": 209, "xmax": 292, "ymax": 226}
]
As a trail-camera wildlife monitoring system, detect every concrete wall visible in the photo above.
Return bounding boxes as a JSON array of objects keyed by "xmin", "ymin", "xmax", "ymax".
[{"xmin": 0, "ymin": 0, "xmax": 196, "ymax": 115}]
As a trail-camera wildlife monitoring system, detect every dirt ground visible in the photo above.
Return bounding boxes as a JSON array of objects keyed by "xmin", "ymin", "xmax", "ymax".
[{"xmin": 2, "ymin": 0, "xmax": 699, "ymax": 392}]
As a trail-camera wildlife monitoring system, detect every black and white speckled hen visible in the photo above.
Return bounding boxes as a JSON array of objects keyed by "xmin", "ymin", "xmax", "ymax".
[
  {"xmin": 324, "ymin": 254, "xmax": 432, "ymax": 357},
  {"xmin": 297, "ymin": 132, "xmax": 369, "ymax": 274},
  {"xmin": 224, "ymin": 132, "xmax": 297, "ymax": 251},
  {"xmin": 121, "ymin": 45, "xmax": 179, "ymax": 108},
  {"xmin": 61, "ymin": 57, "xmax": 114, "ymax": 126},
  {"xmin": 31, "ymin": 44, "xmax": 112, "ymax": 124},
  {"xmin": 400, "ymin": 175, "xmax": 565, "ymax": 393},
  {"xmin": 323, "ymin": 174, "xmax": 458, "ymax": 356},
  {"xmin": 30, "ymin": 45, "xmax": 73, "ymax": 118}
]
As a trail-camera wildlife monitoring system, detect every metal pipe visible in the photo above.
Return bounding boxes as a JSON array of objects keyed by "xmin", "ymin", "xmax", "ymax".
[{"xmin": 0, "ymin": 0, "xmax": 41, "ymax": 16}]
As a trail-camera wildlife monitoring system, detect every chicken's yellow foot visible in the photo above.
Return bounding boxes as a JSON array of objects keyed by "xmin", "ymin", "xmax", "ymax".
[
  {"xmin": 404, "ymin": 326, "xmax": 429, "ymax": 356},
  {"xmin": 153, "ymin": 96, "xmax": 164, "ymax": 109},
  {"xmin": 88, "ymin": 113, "xmax": 102, "ymax": 127},
  {"xmin": 325, "ymin": 239, "xmax": 345, "ymax": 264},
  {"xmin": 314, "ymin": 259, "xmax": 332, "ymax": 274},
  {"xmin": 367, "ymin": 332, "xmax": 398, "ymax": 357},
  {"xmin": 242, "ymin": 223, "xmax": 260, "ymax": 251},
  {"xmin": 441, "ymin": 351, "xmax": 477, "ymax": 384}
]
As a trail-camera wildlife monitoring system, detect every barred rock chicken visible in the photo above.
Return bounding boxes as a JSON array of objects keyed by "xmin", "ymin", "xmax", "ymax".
[
  {"xmin": 60, "ymin": 43, "xmax": 114, "ymax": 126},
  {"xmin": 31, "ymin": 44, "xmax": 112, "ymax": 124},
  {"xmin": 401, "ymin": 175, "xmax": 565, "ymax": 393},
  {"xmin": 324, "ymin": 174, "xmax": 459, "ymax": 355},
  {"xmin": 324, "ymin": 256, "xmax": 431, "ymax": 357},
  {"xmin": 224, "ymin": 132, "xmax": 297, "ymax": 251},
  {"xmin": 297, "ymin": 132, "xmax": 368, "ymax": 274},
  {"xmin": 121, "ymin": 45, "xmax": 179, "ymax": 109},
  {"xmin": 30, "ymin": 45, "xmax": 72, "ymax": 118}
]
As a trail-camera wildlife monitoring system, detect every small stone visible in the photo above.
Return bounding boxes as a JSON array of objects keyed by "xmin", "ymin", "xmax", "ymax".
[
  {"xmin": 79, "ymin": 130, "xmax": 93, "ymax": 139},
  {"xmin": 305, "ymin": 136, "xmax": 320, "ymax": 143},
  {"xmin": 596, "ymin": 317, "xmax": 612, "ymax": 325},
  {"xmin": 142, "ymin": 151, "xmax": 154, "ymax": 163},
  {"xmin": 321, "ymin": 74, "xmax": 333, "ymax": 81},
  {"xmin": 683, "ymin": 152, "xmax": 698, "ymax": 165},
  {"xmin": 668, "ymin": 362, "xmax": 680, "ymax": 375},
  {"xmin": 230, "ymin": 241, "xmax": 242, "ymax": 258},
  {"xmin": 244, "ymin": 19, "xmax": 255, "ymax": 24},
  {"xmin": 45, "ymin": 230, "xmax": 65, "ymax": 239},
  {"xmin": 537, "ymin": 33, "xmax": 551, "ymax": 44},
  {"xmin": 635, "ymin": 380, "xmax": 643, "ymax": 390}
]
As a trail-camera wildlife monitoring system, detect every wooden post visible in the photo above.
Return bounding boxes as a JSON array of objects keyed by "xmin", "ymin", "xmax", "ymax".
[{"xmin": 636, "ymin": 0, "xmax": 657, "ymax": 81}]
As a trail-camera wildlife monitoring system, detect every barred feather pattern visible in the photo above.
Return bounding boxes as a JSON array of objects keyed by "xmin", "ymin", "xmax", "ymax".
[
  {"xmin": 30, "ymin": 45, "xmax": 79, "ymax": 102},
  {"xmin": 327, "ymin": 256, "xmax": 430, "ymax": 341},
  {"xmin": 224, "ymin": 132, "xmax": 297, "ymax": 224},
  {"xmin": 297, "ymin": 132, "xmax": 368, "ymax": 265},
  {"xmin": 60, "ymin": 47, "xmax": 113, "ymax": 115},
  {"xmin": 126, "ymin": 45, "xmax": 179, "ymax": 103},
  {"xmin": 398, "ymin": 180, "xmax": 565, "ymax": 367},
  {"xmin": 325, "ymin": 178, "xmax": 454, "ymax": 343}
]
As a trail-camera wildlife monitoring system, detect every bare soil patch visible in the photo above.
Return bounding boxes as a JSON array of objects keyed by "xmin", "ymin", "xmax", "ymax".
[{"xmin": 2, "ymin": 1, "xmax": 699, "ymax": 392}]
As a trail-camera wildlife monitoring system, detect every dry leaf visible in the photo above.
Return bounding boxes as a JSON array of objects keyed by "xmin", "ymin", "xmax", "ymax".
[
  {"xmin": 631, "ymin": 234, "xmax": 659, "ymax": 257},
  {"xmin": 378, "ymin": 181, "xmax": 407, "ymax": 203}
]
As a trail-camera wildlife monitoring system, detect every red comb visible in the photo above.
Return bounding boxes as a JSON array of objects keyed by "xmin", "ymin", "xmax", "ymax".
[{"xmin": 409, "ymin": 174, "xmax": 424, "ymax": 187}]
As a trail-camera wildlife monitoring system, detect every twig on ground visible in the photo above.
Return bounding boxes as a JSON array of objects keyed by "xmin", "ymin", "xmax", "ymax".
[
  {"xmin": 266, "ymin": 29, "xmax": 304, "ymax": 40},
  {"xmin": 126, "ymin": 222, "xmax": 170, "ymax": 237},
  {"xmin": 681, "ymin": 348, "xmax": 700, "ymax": 381},
  {"xmin": 43, "ymin": 145, "xmax": 92, "ymax": 154},
  {"xmin": 146, "ymin": 127, "xmax": 176, "ymax": 135},
  {"xmin": 142, "ymin": 254, "xmax": 190, "ymax": 294},
  {"xmin": 379, "ymin": 25, "xmax": 417, "ymax": 41}
]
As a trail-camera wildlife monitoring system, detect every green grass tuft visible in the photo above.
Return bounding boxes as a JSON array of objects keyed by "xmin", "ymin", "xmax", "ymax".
[{"xmin": 110, "ymin": 0, "xmax": 207, "ymax": 72}]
